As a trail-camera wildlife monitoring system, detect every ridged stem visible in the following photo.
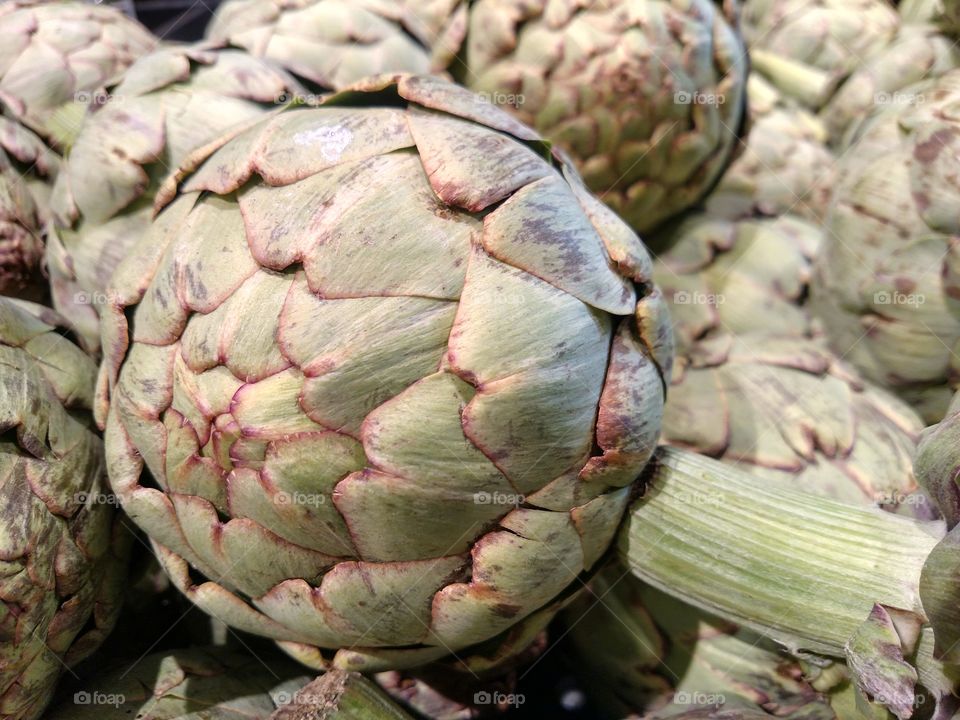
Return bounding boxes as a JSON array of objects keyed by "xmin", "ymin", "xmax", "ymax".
[{"xmin": 269, "ymin": 670, "xmax": 413, "ymax": 719}]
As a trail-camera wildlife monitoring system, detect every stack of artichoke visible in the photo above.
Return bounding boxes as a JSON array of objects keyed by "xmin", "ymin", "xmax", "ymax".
[{"xmin": 5, "ymin": 1, "xmax": 960, "ymax": 719}]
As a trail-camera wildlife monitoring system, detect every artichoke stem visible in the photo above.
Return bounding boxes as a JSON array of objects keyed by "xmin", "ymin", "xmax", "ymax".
[{"xmin": 750, "ymin": 48, "xmax": 835, "ymax": 108}]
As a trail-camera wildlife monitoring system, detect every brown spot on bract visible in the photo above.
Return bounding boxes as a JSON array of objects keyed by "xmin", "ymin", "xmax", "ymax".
[{"xmin": 914, "ymin": 127, "xmax": 958, "ymax": 164}]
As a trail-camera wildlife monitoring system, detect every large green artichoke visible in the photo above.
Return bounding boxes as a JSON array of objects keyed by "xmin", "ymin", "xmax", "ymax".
[
  {"xmin": 652, "ymin": 212, "xmax": 823, "ymax": 352},
  {"xmin": 47, "ymin": 44, "xmax": 301, "ymax": 353},
  {"xmin": 663, "ymin": 334, "xmax": 924, "ymax": 511},
  {"xmin": 821, "ymin": 22, "xmax": 960, "ymax": 147},
  {"xmin": 0, "ymin": 1, "xmax": 155, "ymax": 148},
  {"xmin": 743, "ymin": 0, "xmax": 900, "ymax": 110},
  {"xmin": 810, "ymin": 69, "xmax": 960, "ymax": 423},
  {"xmin": 0, "ymin": 298, "xmax": 130, "ymax": 720},
  {"xmin": 47, "ymin": 647, "xmax": 314, "ymax": 720},
  {"xmin": 705, "ymin": 74, "xmax": 835, "ymax": 223},
  {"xmin": 0, "ymin": 116, "xmax": 58, "ymax": 300},
  {"xmin": 440, "ymin": 0, "xmax": 749, "ymax": 234},
  {"xmin": 95, "ymin": 74, "xmax": 673, "ymax": 673},
  {"xmin": 206, "ymin": 0, "xmax": 457, "ymax": 89}
]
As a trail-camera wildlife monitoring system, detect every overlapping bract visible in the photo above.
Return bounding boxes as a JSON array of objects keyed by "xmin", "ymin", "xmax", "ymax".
[
  {"xmin": 743, "ymin": 0, "xmax": 900, "ymax": 110},
  {"xmin": 206, "ymin": 0, "xmax": 458, "ymax": 89},
  {"xmin": 662, "ymin": 334, "xmax": 924, "ymax": 511},
  {"xmin": 653, "ymin": 212, "xmax": 823, "ymax": 352},
  {"xmin": 811, "ymin": 69, "xmax": 960, "ymax": 423},
  {"xmin": 0, "ymin": 298, "xmax": 128, "ymax": 720},
  {"xmin": 47, "ymin": 44, "xmax": 301, "ymax": 352},
  {"xmin": 96, "ymin": 75, "xmax": 672, "ymax": 672},
  {"xmin": 0, "ymin": 1, "xmax": 155, "ymax": 147},
  {"xmin": 0, "ymin": 117, "xmax": 57, "ymax": 299},
  {"xmin": 443, "ymin": 0, "xmax": 748, "ymax": 234}
]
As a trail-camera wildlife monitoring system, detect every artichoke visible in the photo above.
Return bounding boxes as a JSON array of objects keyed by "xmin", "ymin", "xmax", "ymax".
[
  {"xmin": 821, "ymin": 23, "xmax": 960, "ymax": 147},
  {"xmin": 0, "ymin": 116, "xmax": 58, "ymax": 300},
  {"xmin": 900, "ymin": 0, "xmax": 960, "ymax": 33},
  {"xmin": 652, "ymin": 212, "xmax": 823, "ymax": 352},
  {"xmin": 441, "ymin": 0, "xmax": 749, "ymax": 234},
  {"xmin": 0, "ymin": 0, "xmax": 156, "ymax": 148},
  {"xmin": 705, "ymin": 74, "xmax": 835, "ymax": 223},
  {"xmin": 743, "ymin": 0, "xmax": 900, "ymax": 110},
  {"xmin": 47, "ymin": 44, "xmax": 302, "ymax": 353},
  {"xmin": 810, "ymin": 69, "xmax": 960, "ymax": 423},
  {"xmin": 0, "ymin": 297, "xmax": 130, "ymax": 720},
  {"xmin": 565, "ymin": 568, "xmax": 836, "ymax": 718},
  {"xmin": 47, "ymin": 647, "xmax": 314, "ymax": 719},
  {"xmin": 206, "ymin": 0, "xmax": 457, "ymax": 89},
  {"xmin": 95, "ymin": 74, "xmax": 673, "ymax": 673},
  {"xmin": 663, "ymin": 334, "xmax": 924, "ymax": 512}
]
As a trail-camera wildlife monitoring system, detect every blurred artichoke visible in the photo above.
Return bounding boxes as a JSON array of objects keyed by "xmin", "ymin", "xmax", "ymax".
[
  {"xmin": 810, "ymin": 69, "xmax": 960, "ymax": 423},
  {"xmin": 663, "ymin": 333, "xmax": 924, "ymax": 511},
  {"xmin": 565, "ymin": 568, "xmax": 835, "ymax": 719},
  {"xmin": 47, "ymin": 43, "xmax": 301, "ymax": 352},
  {"xmin": 0, "ymin": 116, "xmax": 58, "ymax": 300},
  {"xmin": 821, "ymin": 23, "xmax": 960, "ymax": 147},
  {"xmin": 0, "ymin": 0, "xmax": 155, "ymax": 148},
  {"xmin": 0, "ymin": 298, "xmax": 130, "ymax": 720},
  {"xmin": 653, "ymin": 212, "xmax": 823, "ymax": 352},
  {"xmin": 705, "ymin": 74, "xmax": 835, "ymax": 223},
  {"xmin": 743, "ymin": 0, "xmax": 900, "ymax": 110},
  {"xmin": 900, "ymin": 0, "xmax": 960, "ymax": 33},
  {"xmin": 206, "ymin": 0, "xmax": 458, "ymax": 89},
  {"xmin": 95, "ymin": 75, "xmax": 672, "ymax": 673},
  {"xmin": 441, "ymin": 0, "xmax": 749, "ymax": 234},
  {"xmin": 47, "ymin": 647, "xmax": 314, "ymax": 720}
]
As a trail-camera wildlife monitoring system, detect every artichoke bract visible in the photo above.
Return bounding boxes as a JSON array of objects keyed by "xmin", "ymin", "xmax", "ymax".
[
  {"xmin": 0, "ymin": 298, "xmax": 129, "ymax": 720},
  {"xmin": 441, "ymin": 0, "xmax": 749, "ymax": 235},
  {"xmin": 0, "ymin": 116, "xmax": 58, "ymax": 300},
  {"xmin": 663, "ymin": 334, "xmax": 924, "ymax": 512},
  {"xmin": 743, "ymin": 0, "xmax": 900, "ymax": 110},
  {"xmin": 47, "ymin": 647, "xmax": 314, "ymax": 719},
  {"xmin": 0, "ymin": 1, "xmax": 156, "ymax": 148},
  {"xmin": 653, "ymin": 212, "xmax": 823, "ymax": 352},
  {"xmin": 706, "ymin": 75, "xmax": 835, "ymax": 223},
  {"xmin": 47, "ymin": 44, "xmax": 302, "ymax": 353},
  {"xmin": 206, "ymin": 0, "xmax": 457, "ymax": 89},
  {"xmin": 810, "ymin": 69, "xmax": 960, "ymax": 423},
  {"xmin": 96, "ymin": 74, "xmax": 673, "ymax": 672},
  {"xmin": 821, "ymin": 23, "xmax": 960, "ymax": 147}
]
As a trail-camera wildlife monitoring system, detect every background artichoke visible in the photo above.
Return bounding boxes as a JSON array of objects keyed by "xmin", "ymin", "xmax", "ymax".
[
  {"xmin": 811, "ymin": 68, "xmax": 960, "ymax": 423},
  {"xmin": 743, "ymin": 0, "xmax": 900, "ymax": 110},
  {"xmin": 0, "ymin": 297, "xmax": 129, "ymax": 720},
  {"xmin": 440, "ymin": 0, "xmax": 749, "ymax": 234},
  {"xmin": 652, "ymin": 212, "xmax": 822, "ymax": 351},
  {"xmin": 0, "ymin": 116, "xmax": 57, "ymax": 300},
  {"xmin": 47, "ymin": 43, "xmax": 301, "ymax": 352},
  {"xmin": 0, "ymin": 0, "xmax": 156, "ymax": 148},
  {"xmin": 96, "ymin": 74, "xmax": 672, "ymax": 674},
  {"xmin": 47, "ymin": 647, "xmax": 314, "ymax": 719}
]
